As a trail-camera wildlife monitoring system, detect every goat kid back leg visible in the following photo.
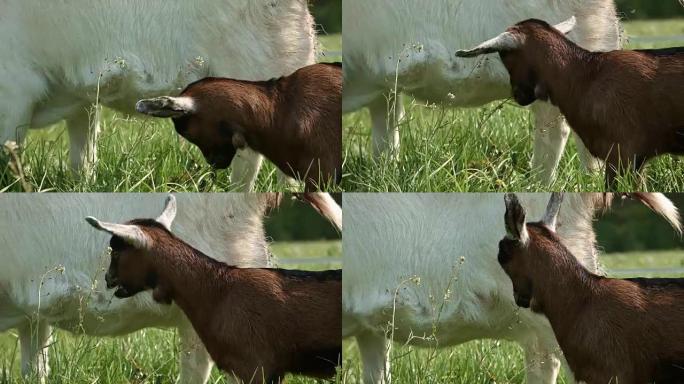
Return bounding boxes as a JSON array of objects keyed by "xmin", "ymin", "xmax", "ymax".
[
  {"xmin": 66, "ymin": 107, "xmax": 100, "ymax": 177},
  {"xmin": 529, "ymin": 102, "xmax": 571, "ymax": 185},
  {"xmin": 356, "ymin": 330, "xmax": 391, "ymax": 384},
  {"xmin": 230, "ymin": 148, "xmax": 263, "ymax": 191},
  {"xmin": 369, "ymin": 92, "xmax": 403, "ymax": 160},
  {"xmin": 18, "ymin": 320, "xmax": 52, "ymax": 384},
  {"xmin": 177, "ymin": 318, "xmax": 214, "ymax": 384},
  {"xmin": 520, "ymin": 335, "xmax": 563, "ymax": 384}
]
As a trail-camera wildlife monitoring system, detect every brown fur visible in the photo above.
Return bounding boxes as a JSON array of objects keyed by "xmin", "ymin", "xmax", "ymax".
[
  {"xmin": 498, "ymin": 19, "xmax": 684, "ymax": 188},
  {"xmin": 106, "ymin": 219, "xmax": 342, "ymax": 383},
  {"xmin": 172, "ymin": 63, "xmax": 342, "ymax": 191},
  {"xmin": 498, "ymin": 223, "xmax": 684, "ymax": 383}
]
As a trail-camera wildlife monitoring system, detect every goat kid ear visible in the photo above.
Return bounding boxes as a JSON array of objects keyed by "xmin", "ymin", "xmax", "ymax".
[
  {"xmin": 232, "ymin": 131, "xmax": 247, "ymax": 149},
  {"xmin": 85, "ymin": 217, "xmax": 152, "ymax": 249},
  {"xmin": 541, "ymin": 192, "xmax": 564, "ymax": 232},
  {"xmin": 504, "ymin": 193, "xmax": 529, "ymax": 244},
  {"xmin": 135, "ymin": 96, "xmax": 195, "ymax": 118},
  {"xmin": 456, "ymin": 31, "xmax": 523, "ymax": 57},
  {"xmin": 155, "ymin": 195, "xmax": 177, "ymax": 230},
  {"xmin": 552, "ymin": 16, "xmax": 577, "ymax": 35}
]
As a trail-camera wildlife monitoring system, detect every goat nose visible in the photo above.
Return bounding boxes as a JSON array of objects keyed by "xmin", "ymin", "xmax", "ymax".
[{"xmin": 135, "ymin": 100, "xmax": 146, "ymax": 113}]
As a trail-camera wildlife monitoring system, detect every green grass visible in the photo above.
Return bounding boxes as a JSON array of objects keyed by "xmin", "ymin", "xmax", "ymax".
[
  {"xmin": 341, "ymin": 249, "xmax": 684, "ymax": 384},
  {"xmin": 0, "ymin": 33, "xmax": 342, "ymax": 193},
  {"xmin": 0, "ymin": 240, "xmax": 341, "ymax": 384},
  {"xmin": 341, "ymin": 19, "xmax": 684, "ymax": 192},
  {"xmin": 601, "ymin": 249, "xmax": 684, "ymax": 274}
]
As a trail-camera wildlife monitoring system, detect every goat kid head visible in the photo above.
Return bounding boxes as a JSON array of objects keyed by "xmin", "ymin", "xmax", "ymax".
[
  {"xmin": 498, "ymin": 193, "xmax": 563, "ymax": 310},
  {"xmin": 456, "ymin": 17, "xmax": 576, "ymax": 106},
  {"xmin": 85, "ymin": 195, "xmax": 177, "ymax": 300},
  {"xmin": 136, "ymin": 96, "xmax": 247, "ymax": 169}
]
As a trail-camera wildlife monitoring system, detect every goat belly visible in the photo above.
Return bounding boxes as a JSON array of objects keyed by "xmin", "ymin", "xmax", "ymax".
[
  {"xmin": 654, "ymin": 360, "xmax": 684, "ymax": 383},
  {"xmin": 288, "ymin": 346, "xmax": 341, "ymax": 378}
]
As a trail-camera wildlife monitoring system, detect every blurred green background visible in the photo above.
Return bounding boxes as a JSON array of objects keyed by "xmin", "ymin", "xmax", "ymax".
[
  {"xmin": 265, "ymin": 193, "xmax": 684, "ymax": 252},
  {"xmin": 596, "ymin": 194, "xmax": 684, "ymax": 253},
  {"xmin": 617, "ymin": 0, "xmax": 684, "ymax": 19},
  {"xmin": 311, "ymin": 0, "xmax": 341, "ymax": 34},
  {"xmin": 265, "ymin": 194, "xmax": 341, "ymax": 241}
]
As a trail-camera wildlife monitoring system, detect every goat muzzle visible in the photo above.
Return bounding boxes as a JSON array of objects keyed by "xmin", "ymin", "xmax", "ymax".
[
  {"xmin": 105, "ymin": 273, "xmax": 119, "ymax": 289},
  {"xmin": 514, "ymin": 292, "xmax": 531, "ymax": 308}
]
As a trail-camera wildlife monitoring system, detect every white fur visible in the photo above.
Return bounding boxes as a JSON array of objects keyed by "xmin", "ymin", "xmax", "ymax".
[
  {"xmin": 343, "ymin": 0, "xmax": 620, "ymax": 183},
  {"xmin": 0, "ymin": 0, "xmax": 315, "ymax": 189},
  {"xmin": 85, "ymin": 217, "xmax": 152, "ymax": 249},
  {"xmin": 167, "ymin": 97, "xmax": 197, "ymax": 114},
  {"xmin": 156, "ymin": 195, "xmax": 178, "ymax": 230},
  {"xmin": 343, "ymin": 193, "xmax": 678, "ymax": 384},
  {"xmin": 0, "ymin": 193, "xmax": 279, "ymax": 383}
]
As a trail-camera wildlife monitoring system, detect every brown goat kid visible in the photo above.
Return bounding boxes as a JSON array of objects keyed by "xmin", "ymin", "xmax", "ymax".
[
  {"xmin": 457, "ymin": 18, "xmax": 684, "ymax": 187},
  {"xmin": 85, "ymin": 196, "xmax": 341, "ymax": 383},
  {"xmin": 136, "ymin": 63, "xmax": 342, "ymax": 191},
  {"xmin": 498, "ymin": 193, "xmax": 684, "ymax": 383}
]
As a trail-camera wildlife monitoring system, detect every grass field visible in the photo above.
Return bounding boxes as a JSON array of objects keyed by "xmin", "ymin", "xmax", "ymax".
[
  {"xmin": 341, "ymin": 19, "xmax": 684, "ymax": 192},
  {"xmin": 0, "ymin": 34, "xmax": 342, "ymax": 193},
  {"xmin": 341, "ymin": 249, "xmax": 684, "ymax": 384},
  {"xmin": 0, "ymin": 240, "xmax": 341, "ymax": 384}
]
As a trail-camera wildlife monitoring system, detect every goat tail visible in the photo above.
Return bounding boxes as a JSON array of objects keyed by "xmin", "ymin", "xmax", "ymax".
[
  {"xmin": 295, "ymin": 193, "xmax": 342, "ymax": 231},
  {"xmin": 627, "ymin": 193, "xmax": 682, "ymax": 235}
]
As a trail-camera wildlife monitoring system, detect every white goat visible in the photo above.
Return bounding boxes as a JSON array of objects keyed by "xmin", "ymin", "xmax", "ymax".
[
  {"xmin": 343, "ymin": 193, "xmax": 680, "ymax": 384},
  {"xmin": 342, "ymin": 0, "xmax": 619, "ymax": 183},
  {"xmin": 0, "ymin": 0, "xmax": 315, "ymax": 189},
  {"xmin": 0, "ymin": 193, "xmax": 281, "ymax": 383}
]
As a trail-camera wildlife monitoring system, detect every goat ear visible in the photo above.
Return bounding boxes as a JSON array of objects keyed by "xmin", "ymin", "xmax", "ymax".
[
  {"xmin": 135, "ymin": 96, "xmax": 195, "ymax": 118},
  {"xmin": 85, "ymin": 217, "xmax": 151, "ymax": 249},
  {"xmin": 541, "ymin": 193, "xmax": 564, "ymax": 232},
  {"xmin": 232, "ymin": 131, "xmax": 247, "ymax": 149},
  {"xmin": 456, "ymin": 31, "xmax": 523, "ymax": 57},
  {"xmin": 552, "ymin": 16, "xmax": 576, "ymax": 35},
  {"xmin": 155, "ymin": 195, "xmax": 177, "ymax": 230},
  {"xmin": 504, "ymin": 193, "xmax": 529, "ymax": 244}
]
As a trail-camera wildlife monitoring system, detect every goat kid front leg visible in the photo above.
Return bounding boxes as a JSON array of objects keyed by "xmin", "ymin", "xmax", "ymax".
[
  {"xmin": 529, "ymin": 102, "xmax": 570, "ymax": 185},
  {"xmin": 18, "ymin": 320, "xmax": 53, "ymax": 384},
  {"xmin": 369, "ymin": 92, "xmax": 403, "ymax": 160},
  {"xmin": 356, "ymin": 330, "xmax": 391, "ymax": 384},
  {"xmin": 230, "ymin": 148, "xmax": 263, "ymax": 191},
  {"xmin": 573, "ymin": 133, "xmax": 602, "ymax": 173},
  {"xmin": 177, "ymin": 317, "xmax": 214, "ymax": 384}
]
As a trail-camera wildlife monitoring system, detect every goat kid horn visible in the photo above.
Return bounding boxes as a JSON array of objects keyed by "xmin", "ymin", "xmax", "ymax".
[
  {"xmin": 504, "ymin": 193, "xmax": 529, "ymax": 244},
  {"xmin": 85, "ymin": 217, "xmax": 152, "ymax": 249},
  {"xmin": 541, "ymin": 192, "xmax": 564, "ymax": 232},
  {"xmin": 135, "ymin": 96, "xmax": 195, "ymax": 118},
  {"xmin": 456, "ymin": 31, "xmax": 522, "ymax": 57},
  {"xmin": 155, "ymin": 195, "xmax": 177, "ymax": 230},
  {"xmin": 553, "ymin": 16, "xmax": 577, "ymax": 35}
]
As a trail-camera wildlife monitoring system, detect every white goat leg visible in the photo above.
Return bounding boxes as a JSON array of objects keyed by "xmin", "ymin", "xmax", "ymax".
[
  {"xmin": 230, "ymin": 148, "xmax": 263, "ymax": 191},
  {"xmin": 0, "ymin": 85, "xmax": 35, "ymax": 149},
  {"xmin": 521, "ymin": 335, "xmax": 563, "ymax": 384},
  {"xmin": 370, "ymin": 93, "xmax": 403, "ymax": 159},
  {"xmin": 530, "ymin": 102, "xmax": 571, "ymax": 184},
  {"xmin": 177, "ymin": 316, "xmax": 214, "ymax": 384},
  {"xmin": 66, "ymin": 108, "xmax": 100, "ymax": 174},
  {"xmin": 357, "ymin": 331, "xmax": 390, "ymax": 384},
  {"xmin": 18, "ymin": 320, "xmax": 52, "ymax": 383}
]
